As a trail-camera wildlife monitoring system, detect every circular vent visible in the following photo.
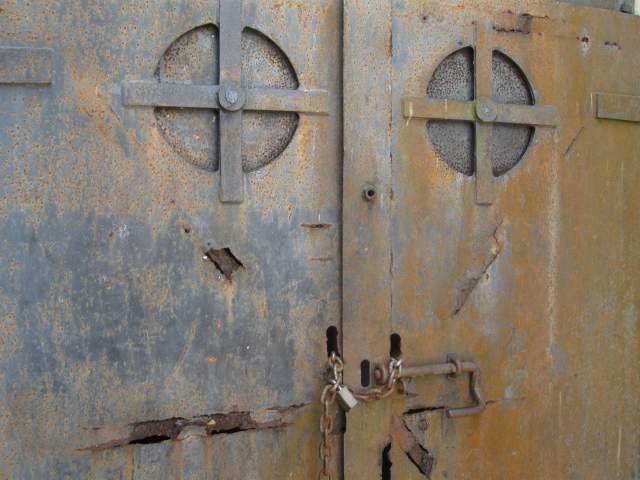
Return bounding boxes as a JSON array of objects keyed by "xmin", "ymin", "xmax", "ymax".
[
  {"xmin": 426, "ymin": 47, "xmax": 534, "ymax": 176},
  {"xmin": 154, "ymin": 25, "xmax": 299, "ymax": 172}
]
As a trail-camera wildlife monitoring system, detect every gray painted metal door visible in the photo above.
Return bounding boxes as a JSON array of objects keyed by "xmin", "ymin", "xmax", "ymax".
[{"xmin": 0, "ymin": 1, "xmax": 340, "ymax": 478}]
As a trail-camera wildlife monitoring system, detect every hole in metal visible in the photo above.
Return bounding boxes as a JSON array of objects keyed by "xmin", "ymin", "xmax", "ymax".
[
  {"xmin": 326, "ymin": 326, "xmax": 339, "ymax": 357},
  {"xmin": 360, "ymin": 360, "xmax": 371, "ymax": 387},
  {"xmin": 128, "ymin": 435, "xmax": 171, "ymax": 445},
  {"xmin": 390, "ymin": 334, "xmax": 402, "ymax": 359},
  {"xmin": 382, "ymin": 441, "xmax": 393, "ymax": 480},
  {"xmin": 204, "ymin": 246, "xmax": 243, "ymax": 280},
  {"xmin": 363, "ymin": 185, "xmax": 377, "ymax": 201}
]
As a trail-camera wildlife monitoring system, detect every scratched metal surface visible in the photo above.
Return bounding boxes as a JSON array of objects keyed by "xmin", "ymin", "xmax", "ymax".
[
  {"xmin": 0, "ymin": 1, "xmax": 341, "ymax": 478},
  {"xmin": 343, "ymin": 1, "xmax": 640, "ymax": 479}
]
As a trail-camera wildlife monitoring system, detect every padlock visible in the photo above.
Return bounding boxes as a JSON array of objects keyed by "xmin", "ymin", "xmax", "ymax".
[{"xmin": 336, "ymin": 385, "xmax": 359, "ymax": 411}]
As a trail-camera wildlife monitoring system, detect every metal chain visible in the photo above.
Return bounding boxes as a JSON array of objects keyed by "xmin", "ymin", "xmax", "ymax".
[
  {"xmin": 318, "ymin": 352, "xmax": 342, "ymax": 480},
  {"xmin": 352, "ymin": 357, "xmax": 402, "ymax": 402},
  {"xmin": 318, "ymin": 353, "xmax": 402, "ymax": 479}
]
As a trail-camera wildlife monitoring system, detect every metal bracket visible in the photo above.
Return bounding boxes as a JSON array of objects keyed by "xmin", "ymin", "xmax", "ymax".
[
  {"xmin": 0, "ymin": 47, "xmax": 53, "ymax": 85},
  {"xmin": 374, "ymin": 355, "xmax": 486, "ymax": 418},
  {"xmin": 595, "ymin": 93, "xmax": 640, "ymax": 123}
]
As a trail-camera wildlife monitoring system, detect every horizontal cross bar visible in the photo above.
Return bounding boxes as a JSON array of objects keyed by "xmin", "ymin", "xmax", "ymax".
[
  {"xmin": 495, "ymin": 104, "xmax": 559, "ymax": 127},
  {"xmin": 123, "ymin": 81, "xmax": 220, "ymax": 108},
  {"xmin": 245, "ymin": 88, "xmax": 329, "ymax": 114},
  {"xmin": 123, "ymin": 80, "xmax": 329, "ymax": 114},
  {"xmin": 403, "ymin": 98, "xmax": 475, "ymax": 121},
  {"xmin": 403, "ymin": 97, "xmax": 559, "ymax": 127}
]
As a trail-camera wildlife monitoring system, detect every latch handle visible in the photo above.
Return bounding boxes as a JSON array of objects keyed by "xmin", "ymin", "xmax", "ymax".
[{"xmin": 373, "ymin": 354, "xmax": 486, "ymax": 418}]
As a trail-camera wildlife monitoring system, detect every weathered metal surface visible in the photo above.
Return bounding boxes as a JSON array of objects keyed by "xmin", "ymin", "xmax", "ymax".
[
  {"xmin": 2, "ymin": 0, "xmax": 640, "ymax": 478},
  {"xmin": 343, "ymin": 1, "xmax": 640, "ymax": 479},
  {"xmin": 0, "ymin": 0, "xmax": 341, "ymax": 478}
]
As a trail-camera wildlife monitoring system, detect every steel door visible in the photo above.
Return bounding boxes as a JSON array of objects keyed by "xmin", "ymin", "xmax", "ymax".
[
  {"xmin": 0, "ymin": 1, "xmax": 340, "ymax": 478},
  {"xmin": 344, "ymin": 1, "xmax": 640, "ymax": 479}
]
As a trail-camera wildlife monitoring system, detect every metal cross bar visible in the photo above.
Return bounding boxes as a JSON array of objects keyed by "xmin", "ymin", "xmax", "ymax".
[
  {"xmin": 218, "ymin": 0, "xmax": 244, "ymax": 203},
  {"xmin": 122, "ymin": 0, "xmax": 329, "ymax": 203},
  {"xmin": 123, "ymin": 81, "xmax": 328, "ymax": 114},
  {"xmin": 475, "ymin": 21, "xmax": 495, "ymax": 205},
  {"xmin": 402, "ymin": 99, "xmax": 559, "ymax": 127},
  {"xmin": 402, "ymin": 23, "xmax": 559, "ymax": 206}
]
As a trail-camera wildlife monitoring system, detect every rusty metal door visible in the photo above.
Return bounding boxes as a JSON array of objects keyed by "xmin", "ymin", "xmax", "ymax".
[
  {"xmin": 344, "ymin": 1, "xmax": 640, "ymax": 479},
  {"xmin": 0, "ymin": 1, "xmax": 340, "ymax": 478}
]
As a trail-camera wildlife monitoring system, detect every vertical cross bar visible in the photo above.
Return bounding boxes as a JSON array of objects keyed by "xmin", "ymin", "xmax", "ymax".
[
  {"xmin": 219, "ymin": 0, "xmax": 244, "ymax": 203},
  {"xmin": 474, "ymin": 22, "xmax": 494, "ymax": 206},
  {"xmin": 475, "ymin": 123, "xmax": 493, "ymax": 205}
]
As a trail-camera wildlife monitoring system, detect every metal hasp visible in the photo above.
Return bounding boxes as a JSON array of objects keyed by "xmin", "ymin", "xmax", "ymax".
[
  {"xmin": 373, "ymin": 355, "xmax": 486, "ymax": 418},
  {"xmin": 0, "ymin": 47, "xmax": 53, "ymax": 85},
  {"xmin": 595, "ymin": 93, "xmax": 640, "ymax": 123},
  {"xmin": 122, "ymin": 0, "xmax": 329, "ymax": 203},
  {"xmin": 402, "ymin": 23, "xmax": 560, "ymax": 206}
]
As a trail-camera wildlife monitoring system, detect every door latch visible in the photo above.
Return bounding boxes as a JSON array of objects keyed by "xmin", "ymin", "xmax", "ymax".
[{"xmin": 373, "ymin": 354, "xmax": 486, "ymax": 418}]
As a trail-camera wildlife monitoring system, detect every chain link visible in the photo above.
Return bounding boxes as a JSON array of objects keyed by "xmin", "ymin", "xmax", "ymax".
[
  {"xmin": 318, "ymin": 353, "xmax": 402, "ymax": 479},
  {"xmin": 352, "ymin": 358, "xmax": 402, "ymax": 402}
]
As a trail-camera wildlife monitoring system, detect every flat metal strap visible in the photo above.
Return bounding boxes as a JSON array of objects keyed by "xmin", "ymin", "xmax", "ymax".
[
  {"xmin": 219, "ymin": 111, "xmax": 244, "ymax": 203},
  {"xmin": 0, "ymin": 47, "xmax": 53, "ymax": 85},
  {"xmin": 475, "ymin": 23, "xmax": 493, "ymax": 100},
  {"xmin": 219, "ymin": 0, "xmax": 242, "ymax": 86},
  {"xmin": 122, "ymin": 81, "xmax": 221, "ymax": 108},
  {"xmin": 218, "ymin": 0, "xmax": 244, "ymax": 203},
  {"xmin": 475, "ymin": 123, "xmax": 494, "ymax": 206},
  {"xmin": 596, "ymin": 93, "xmax": 640, "ymax": 123},
  {"xmin": 123, "ymin": 81, "xmax": 329, "ymax": 115},
  {"xmin": 402, "ymin": 98, "xmax": 474, "ymax": 121},
  {"xmin": 496, "ymin": 104, "xmax": 559, "ymax": 127},
  {"xmin": 474, "ymin": 23, "xmax": 495, "ymax": 205},
  {"xmin": 246, "ymin": 88, "xmax": 329, "ymax": 114}
]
